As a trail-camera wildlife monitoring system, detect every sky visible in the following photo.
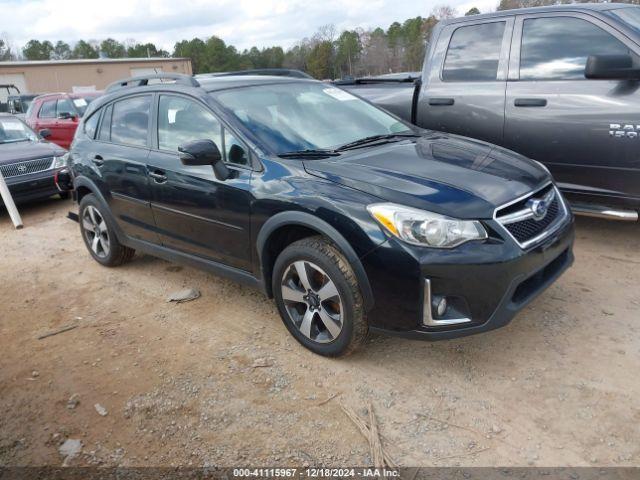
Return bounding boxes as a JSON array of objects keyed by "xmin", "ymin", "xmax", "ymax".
[{"xmin": 0, "ymin": 0, "xmax": 498, "ymax": 53}]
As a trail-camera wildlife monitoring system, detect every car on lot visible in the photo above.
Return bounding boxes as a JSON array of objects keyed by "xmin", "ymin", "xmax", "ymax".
[
  {"xmin": 25, "ymin": 91, "xmax": 102, "ymax": 150},
  {"xmin": 0, "ymin": 114, "xmax": 68, "ymax": 206},
  {"xmin": 341, "ymin": 3, "xmax": 640, "ymax": 221},
  {"xmin": 7, "ymin": 94, "xmax": 40, "ymax": 119},
  {"xmin": 65, "ymin": 73, "xmax": 574, "ymax": 356}
]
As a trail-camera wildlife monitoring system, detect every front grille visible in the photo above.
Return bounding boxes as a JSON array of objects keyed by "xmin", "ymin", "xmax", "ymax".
[
  {"xmin": 495, "ymin": 183, "xmax": 567, "ymax": 248},
  {"xmin": 505, "ymin": 196, "xmax": 560, "ymax": 243},
  {"xmin": 0, "ymin": 157, "xmax": 53, "ymax": 178}
]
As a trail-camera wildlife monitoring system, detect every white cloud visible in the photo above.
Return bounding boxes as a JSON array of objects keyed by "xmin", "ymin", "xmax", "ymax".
[{"xmin": 0, "ymin": 0, "xmax": 498, "ymax": 52}]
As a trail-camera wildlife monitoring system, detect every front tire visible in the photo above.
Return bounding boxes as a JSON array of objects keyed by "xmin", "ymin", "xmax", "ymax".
[
  {"xmin": 79, "ymin": 194, "xmax": 135, "ymax": 267},
  {"xmin": 273, "ymin": 236, "xmax": 368, "ymax": 357}
]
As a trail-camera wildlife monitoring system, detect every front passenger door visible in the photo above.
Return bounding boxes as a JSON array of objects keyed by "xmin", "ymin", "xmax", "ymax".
[
  {"xmin": 503, "ymin": 13, "xmax": 640, "ymax": 204},
  {"xmin": 147, "ymin": 94, "xmax": 253, "ymax": 271}
]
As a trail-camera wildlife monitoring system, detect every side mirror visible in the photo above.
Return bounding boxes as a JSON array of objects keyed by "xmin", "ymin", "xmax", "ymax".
[
  {"xmin": 39, "ymin": 129, "xmax": 52, "ymax": 139},
  {"xmin": 585, "ymin": 54, "xmax": 640, "ymax": 80},
  {"xmin": 178, "ymin": 139, "xmax": 229, "ymax": 181}
]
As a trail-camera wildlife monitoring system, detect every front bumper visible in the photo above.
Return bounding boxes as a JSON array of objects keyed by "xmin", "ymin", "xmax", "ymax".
[
  {"xmin": 0, "ymin": 169, "xmax": 60, "ymax": 205},
  {"xmin": 361, "ymin": 213, "xmax": 575, "ymax": 340}
]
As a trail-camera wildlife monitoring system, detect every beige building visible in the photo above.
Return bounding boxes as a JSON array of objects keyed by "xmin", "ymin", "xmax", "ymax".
[{"xmin": 0, "ymin": 57, "xmax": 192, "ymax": 98}]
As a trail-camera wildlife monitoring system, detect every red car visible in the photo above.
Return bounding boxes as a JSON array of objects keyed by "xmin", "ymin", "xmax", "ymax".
[{"xmin": 25, "ymin": 92, "xmax": 102, "ymax": 149}]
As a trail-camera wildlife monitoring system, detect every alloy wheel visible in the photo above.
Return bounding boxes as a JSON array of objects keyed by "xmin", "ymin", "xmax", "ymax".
[
  {"xmin": 280, "ymin": 260, "xmax": 343, "ymax": 343},
  {"xmin": 82, "ymin": 205, "xmax": 110, "ymax": 258}
]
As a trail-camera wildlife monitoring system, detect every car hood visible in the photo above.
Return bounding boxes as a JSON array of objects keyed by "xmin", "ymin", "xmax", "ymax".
[
  {"xmin": 0, "ymin": 141, "xmax": 66, "ymax": 165},
  {"xmin": 304, "ymin": 132, "xmax": 550, "ymax": 219}
]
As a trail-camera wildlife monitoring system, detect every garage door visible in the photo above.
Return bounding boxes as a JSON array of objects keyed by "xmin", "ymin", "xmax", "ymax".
[{"xmin": 0, "ymin": 73, "xmax": 27, "ymax": 103}]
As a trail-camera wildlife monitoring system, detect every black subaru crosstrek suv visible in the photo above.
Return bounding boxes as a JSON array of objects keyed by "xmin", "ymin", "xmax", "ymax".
[{"xmin": 64, "ymin": 73, "xmax": 574, "ymax": 356}]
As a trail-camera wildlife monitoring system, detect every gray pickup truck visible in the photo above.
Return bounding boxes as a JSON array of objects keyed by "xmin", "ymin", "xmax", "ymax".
[{"xmin": 340, "ymin": 3, "xmax": 640, "ymax": 221}]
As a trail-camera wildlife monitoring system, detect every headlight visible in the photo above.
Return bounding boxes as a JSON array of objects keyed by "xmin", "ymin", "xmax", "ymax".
[
  {"xmin": 367, "ymin": 203, "xmax": 487, "ymax": 248},
  {"xmin": 52, "ymin": 153, "xmax": 69, "ymax": 169}
]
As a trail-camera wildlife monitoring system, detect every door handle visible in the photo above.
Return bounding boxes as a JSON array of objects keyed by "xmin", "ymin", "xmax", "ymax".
[
  {"xmin": 514, "ymin": 98, "xmax": 547, "ymax": 107},
  {"xmin": 149, "ymin": 170, "xmax": 167, "ymax": 183},
  {"xmin": 92, "ymin": 155, "xmax": 104, "ymax": 167},
  {"xmin": 428, "ymin": 97, "xmax": 455, "ymax": 106}
]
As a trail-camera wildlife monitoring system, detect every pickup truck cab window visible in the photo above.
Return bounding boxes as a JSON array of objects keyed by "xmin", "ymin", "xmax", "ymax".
[
  {"xmin": 442, "ymin": 22, "xmax": 506, "ymax": 82},
  {"xmin": 520, "ymin": 17, "xmax": 633, "ymax": 80}
]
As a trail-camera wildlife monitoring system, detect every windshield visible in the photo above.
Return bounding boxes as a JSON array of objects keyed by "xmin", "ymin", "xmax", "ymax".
[
  {"xmin": 0, "ymin": 117, "xmax": 38, "ymax": 144},
  {"xmin": 213, "ymin": 82, "xmax": 411, "ymax": 154},
  {"xmin": 609, "ymin": 7, "xmax": 640, "ymax": 34},
  {"xmin": 72, "ymin": 96, "xmax": 96, "ymax": 116}
]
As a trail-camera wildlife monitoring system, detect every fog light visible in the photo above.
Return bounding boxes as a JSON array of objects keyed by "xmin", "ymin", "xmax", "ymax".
[{"xmin": 435, "ymin": 297, "xmax": 447, "ymax": 317}]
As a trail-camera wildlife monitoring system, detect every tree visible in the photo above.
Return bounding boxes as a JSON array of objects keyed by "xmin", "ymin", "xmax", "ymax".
[
  {"xmin": 307, "ymin": 41, "xmax": 334, "ymax": 79},
  {"xmin": 465, "ymin": 7, "xmax": 481, "ymax": 15},
  {"xmin": 431, "ymin": 5, "xmax": 457, "ymax": 20},
  {"xmin": 71, "ymin": 40, "xmax": 99, "ymax": 59},
  {"xmin": 174, "ymin": 38, "xmax": 207, "ymax": 73},
  {"xmin": 127, "ymin": 42, "xmax": 169, "ymax": 58},
  {"xmin": 52, "ymin": 41, "xmax": 71, "ymax": 60},
  {"xmin": 0, "ymin": 36, "xmax": 14, "ymax": 61},
  {"xmin": 335, "ymin": 30, "xmax": 361, "ymax": 76},
  {"xmin": 100, "ymin": 38, "xmax": 126, "ymax": 58},
  {"xmin": 22, "ymin": 40, "xmax": 54, "ymax": 60}
]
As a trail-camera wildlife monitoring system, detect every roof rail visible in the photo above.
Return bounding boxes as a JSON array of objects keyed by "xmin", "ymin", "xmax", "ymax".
[
  {"xmin": 105, "ymin": 73, "xmax": 200, "ymax": 93},
  {"xmin": 196, "ymin": 68, "xmax": 313, "ymax": 79}
]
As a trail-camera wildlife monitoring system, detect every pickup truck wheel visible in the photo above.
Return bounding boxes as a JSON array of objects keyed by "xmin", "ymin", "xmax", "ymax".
[
  {"xmin": 273, "ymin": 236, "xmax": 368, "ymax": 357},
  {"xmin": 79, "ymin": 194, "xmax": 135, "ymax": 267}
]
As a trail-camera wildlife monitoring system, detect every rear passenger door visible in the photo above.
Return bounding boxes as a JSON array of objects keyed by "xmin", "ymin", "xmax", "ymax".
[
  {"xmin": 95, "ymin": 94, "xmax": 159, "ymax": 243},
  {"xmin": 417, "ymin": 17, "xmax": 514, "ymax": 145},
  {"xmin": 147, "ymin": 94, "xmax": 253, "ymax": 271},
  {"xmin": 503, "ymin": 13, "xmax": 640, "ymax": 204}
]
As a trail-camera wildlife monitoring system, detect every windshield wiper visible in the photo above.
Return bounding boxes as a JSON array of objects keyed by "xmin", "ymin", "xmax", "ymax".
[
  {"xmin": 278, "ymin": 149, "xmax": 341, "ymax": 159},
  {"xmin": 336, "ymin": 133, "xmax": 420, "ymax": 151},
  {"xmin": 0, "ymin": 138, "xmax": 30, "ymax": 144}
]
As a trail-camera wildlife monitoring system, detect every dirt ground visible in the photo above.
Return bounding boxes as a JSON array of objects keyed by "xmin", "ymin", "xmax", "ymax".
[{"xmin": 1, "ymin": 198, "xmax": 639, "ymax": 468}]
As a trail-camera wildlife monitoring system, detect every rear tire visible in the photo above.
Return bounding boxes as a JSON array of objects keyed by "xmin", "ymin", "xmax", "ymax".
[
  {"xmin": 79, "ymin": 194, "xmax": 135, "ymax": 267},
  {"xmin": 273, "ymin": 236, "xmax": 368, "ymax": 357}
]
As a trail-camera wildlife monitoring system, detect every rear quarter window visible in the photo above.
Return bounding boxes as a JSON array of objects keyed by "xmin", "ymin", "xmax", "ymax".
[{"xmin": 83, "ymin": 110, "xmax": 100, "ymax": 139}]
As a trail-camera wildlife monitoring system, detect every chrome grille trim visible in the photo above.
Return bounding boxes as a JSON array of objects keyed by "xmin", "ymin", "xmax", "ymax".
[
  {"xmin": 494, "ymin": 183, "xmax": 569, "ymax": 250},
  {"xmin": 0, "ymin": 157, "xmax": 54, "ymax": 179}
]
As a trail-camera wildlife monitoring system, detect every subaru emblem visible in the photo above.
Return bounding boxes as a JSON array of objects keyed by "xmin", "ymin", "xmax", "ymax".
[{"xmin": 529, "ymin": 199, "xmax": 548, "ymax": 221}]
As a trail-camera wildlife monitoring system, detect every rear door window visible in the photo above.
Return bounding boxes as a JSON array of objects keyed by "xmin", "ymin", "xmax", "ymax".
[
  {"xmin": 442, "ymin": 22, "xmax": 506, "ymax": 81},
  {"xmin": 110, "ymin": 95, "xmax": 151, "ymax": 147}
]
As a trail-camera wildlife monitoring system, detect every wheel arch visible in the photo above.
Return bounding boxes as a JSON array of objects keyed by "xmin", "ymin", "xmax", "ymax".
[
  {"xmin": 73, "ymin": 176, "xmax": 126, "ymax": 243},
  {"xmin": 256, "ymin": 211, "xmax": 374, "ymax": 311}
]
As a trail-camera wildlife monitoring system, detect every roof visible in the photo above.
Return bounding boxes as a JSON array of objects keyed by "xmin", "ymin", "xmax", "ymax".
[
  {"xmin": 442, "ymin": 3, "xmax": 635, "ymax": 25},
  {"xmin": 198, "ymin": 75, "xmax": 316, "ymax": 92},
  {"xmin": 0, "ymin": 57, "xmax": 190, "ymax": 68},
  {"xmin": 33, "ymin": 91, "xmax": 102, "ymax": 99}
]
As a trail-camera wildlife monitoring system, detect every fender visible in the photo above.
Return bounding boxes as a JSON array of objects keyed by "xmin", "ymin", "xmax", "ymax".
[
  {"xmin": 73, "ymin": 175, "xmax": 127, "ymax": 244},
  {"xmin": 256, "ymin": 211, "xmax": 375, "ymax": 311}
]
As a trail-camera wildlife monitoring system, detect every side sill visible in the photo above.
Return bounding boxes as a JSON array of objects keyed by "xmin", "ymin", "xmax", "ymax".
[{"xmin": 124, "ymin": 237, "xmax": 266, "ymax": 294}]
